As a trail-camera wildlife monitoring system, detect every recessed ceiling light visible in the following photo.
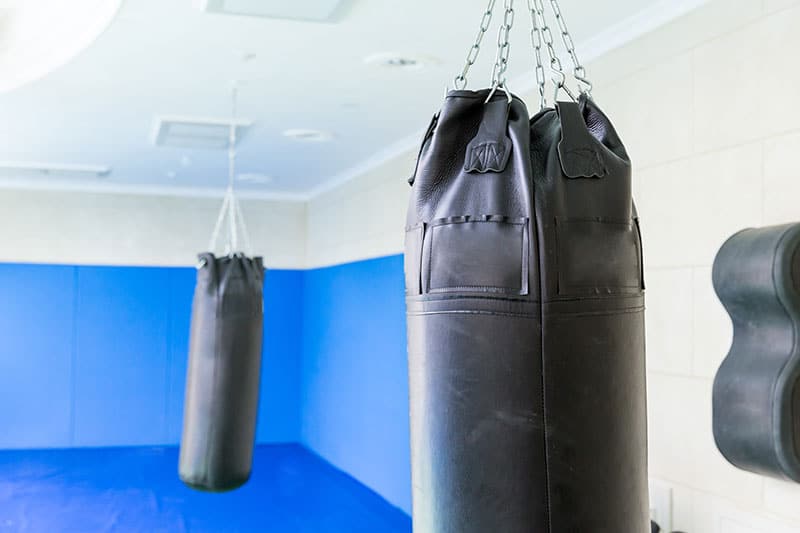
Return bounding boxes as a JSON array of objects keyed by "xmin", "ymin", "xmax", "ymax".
[
  {"xmin": 282, "ymin": 129, "xmax": 334, "ymax": 142},
  {"xmin": 364, "ymin": 53, "xmax": 439, "ymax": 71},
  {"xmin": 180, "ymin": 155, "xmax": 192, "ymax": 167},
  {"xmin": 237, "ymin": 173, "xmax": 273, "ymax": 184},
  {"xmin": 166, "ymin": 170, "xmax": 177, "ymax": 179}
]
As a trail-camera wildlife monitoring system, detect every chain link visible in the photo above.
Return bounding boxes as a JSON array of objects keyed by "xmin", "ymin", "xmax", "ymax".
[
  {"xmin": 526, "ymin": 0, "xmax": 546, "ymax": 110},
  {"xmin": 532, "ymin": 0, "xmax": 579, "ymax": 102},
  {"xmin": 489, "ymin": 0, "xmax": 515, "ymax": 89},
  {"xmin": 454, "ymin": 0, "xmax": 497, "ymax": 90},
  {"xmin": 548, "ymin": 0, "xmax": 592, "ymax": 94}
]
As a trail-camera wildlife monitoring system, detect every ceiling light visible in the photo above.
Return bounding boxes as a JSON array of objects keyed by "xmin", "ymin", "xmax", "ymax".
[
  {"xmin": 282, "ymin": 129, "xmax": 334, "ymax": 142},
  {"xmin": 237, "ymin": 173, "xmax": 273, "ymax": 184},
  {"xmin": 0, "ymin": 161, "xmax": 111, "ymax": 179},
  {"xmin": 0, "ymin": 0, "xmax": 122, "ymax": 93},
  {"xmin": 196, "ymin": 0, "xmax": 346, "ymax": 22},
  {"xmin": 166, "ymin": 171, "xmax": 177, "ymax": 179},
  {"xmin": 364, "ymin": 53, "xmax": 438, "ymax": 71}
]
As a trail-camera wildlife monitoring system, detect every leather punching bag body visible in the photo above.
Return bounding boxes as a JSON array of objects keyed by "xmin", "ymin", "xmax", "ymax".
[
  {"xmin": 405, "ymin": 90, "xmax": 648, "ymax": 532},
  {"xmin": 179, "ymin": 252, "xmax": 264, "ymax": 492}
]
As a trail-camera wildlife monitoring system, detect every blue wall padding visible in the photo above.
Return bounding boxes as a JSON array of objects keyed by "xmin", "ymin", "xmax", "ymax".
[
  {"xmin": 300, "ymin": 255, "xmax": 411, "ymax": 514},
  {"xmin": 0, "ymin": 263, "xmax": 302, "ymax": 449},
  {"xmin": 0, "ymin": 264, "xmax": 75, "ymax": 449},
  {"xmin": 0, "ymin": 444, "xmax": 411, "ymax": 532}
]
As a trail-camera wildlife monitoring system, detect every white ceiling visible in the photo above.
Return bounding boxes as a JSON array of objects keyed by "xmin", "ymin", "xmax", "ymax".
[{"xmin": 0, "ymin": 0, "xmax": 706, "ymax": 200}]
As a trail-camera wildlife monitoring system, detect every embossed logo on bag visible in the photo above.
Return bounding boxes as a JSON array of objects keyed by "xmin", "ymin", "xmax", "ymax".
[
  {"xmin": 464, "ymin": 138, "xmax": 512, "ymax": 173},
  {"xmin": 560, "ymin": 147, "xmax": 607, "ymax": 178}
]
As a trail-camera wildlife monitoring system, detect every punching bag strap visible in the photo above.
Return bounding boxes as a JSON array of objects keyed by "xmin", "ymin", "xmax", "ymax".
[
  {"xmin": 464, "ymin": 97, "xmax": 513, "ymax": 173},
  {"xmin": 205, "ymin": 83, "xmax": 254, "ymax": 262},
  {"xmin": 556, "ymin": 100, "xmax": 606, "ymax": 179}
]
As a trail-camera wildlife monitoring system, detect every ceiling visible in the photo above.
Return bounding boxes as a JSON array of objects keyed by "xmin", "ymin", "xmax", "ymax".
[{"xmin": 0, "ymin": 0, "xmax": 704, "ymax": 200}]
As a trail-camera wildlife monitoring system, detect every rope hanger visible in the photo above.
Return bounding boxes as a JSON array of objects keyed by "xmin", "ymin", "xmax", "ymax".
[{"xmin": 208, "ymin": 82, "xmax": 253, "ymax": 257}]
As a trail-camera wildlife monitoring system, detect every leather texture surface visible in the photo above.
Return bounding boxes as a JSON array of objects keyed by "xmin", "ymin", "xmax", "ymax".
[
  {"xmin": 405, "ymin": 90, "xmax": 648, "ymax": 532},
  {"xmin": 712, "ymin": 224, "xmax": 800, "ymax": 483},
  {"xmin": 179, "ymin": 253, "xmax": 264, "ymax": 492}
]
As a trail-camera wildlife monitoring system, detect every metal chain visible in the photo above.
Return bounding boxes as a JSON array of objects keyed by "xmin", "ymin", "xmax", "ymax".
[
  {"xmin": 526, "ymin": 0, "xmax": 546, "ymax": 110},
  {"xmin": 453, "ymin": 0, "xmax": 497, "ymax": 90},
  {"xmin": 532, "ymin": 0, "xmax": 575, "ymax": 102},
  {"xmin": 489, "ymin": 0, "xmax": 515, "ymax": 89},
  {"xmin": 548, "ymin": 0, "xmax": 592, "ymax": 95}
]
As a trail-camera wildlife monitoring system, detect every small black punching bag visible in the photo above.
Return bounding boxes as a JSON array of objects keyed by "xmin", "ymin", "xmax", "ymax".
[
  {"xmin": 179, "ymin": 252, "xmax": 264, "ymax": 492},
  {"xmin": 404, "ymin": 3, "xmax": 648, "ymax": 531},
  {"xmin": 179, "ymin": 84, "xmax": 264, "ymax": 492}
]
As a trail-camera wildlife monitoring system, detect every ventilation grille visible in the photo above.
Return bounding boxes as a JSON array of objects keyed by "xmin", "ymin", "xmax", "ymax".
[
  {"xmin": 151, "ymin": 115, "xmax": 253, "ymax": 150},
  {"xmin": 0, "ymin": 161, "xmax": 111, "ymax": 179},
  {"xmin": 197, "ymin": 0, "xmax": 345, "ymax": 22}
]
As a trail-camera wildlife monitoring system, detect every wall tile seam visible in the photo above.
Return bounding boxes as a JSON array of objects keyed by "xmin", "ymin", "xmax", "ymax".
[
  {"xmin": 589, "ymin": 6, "xmax": 770, "ymax": 92},
  {"xmin": 647, "ymin": 476, "xmax": 800, "ymax": 524},
  {"xmin": 309, "ymin": 170, "xmax": 407, "ymax": 212},
  {"xmin": 634, "ymin": 135, "xmax": 778, "ymax": 175},
  {"xmin": 647, "ymin": 369, "xmax": 713, "ymax": 382},
  {"xmin": 69, "ymin": 267, "xmax": 79, "ymax": 446},
  {"xmin": 646, "ymin": 264, "xmax": 714, "ymax": 272}
]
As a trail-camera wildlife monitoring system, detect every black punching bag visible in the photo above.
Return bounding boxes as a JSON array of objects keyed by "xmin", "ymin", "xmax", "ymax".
[
  {"xmin": 179, "ymin": 252, "xmax": 264, "ymax": 492},
  {"xmin": 405, "ymin": 89, "xmax": 648, "ymax": 531}
]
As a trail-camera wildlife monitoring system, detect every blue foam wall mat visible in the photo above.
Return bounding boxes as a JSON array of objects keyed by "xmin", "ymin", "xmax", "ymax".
[
  {"xmin": 0, "ymin": 263, "xmax": 302, "ymax": 449},
  {"xmin": 300, "ymin": 255, "xmax": 411, "ymax": 514}
]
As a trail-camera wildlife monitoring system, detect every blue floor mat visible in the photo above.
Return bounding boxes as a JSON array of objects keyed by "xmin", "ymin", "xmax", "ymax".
[{"xmin": 0, "ymin": 444, "xmax": 412, "ymax": 533}]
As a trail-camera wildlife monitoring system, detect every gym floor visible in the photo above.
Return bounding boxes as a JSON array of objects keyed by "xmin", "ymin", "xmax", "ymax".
[{"xmin": 0, "ymin": 445, "xmax": 411, "ymax": 533}]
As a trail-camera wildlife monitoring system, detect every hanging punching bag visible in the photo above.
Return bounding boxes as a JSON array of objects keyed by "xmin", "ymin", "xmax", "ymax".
[
  {"xmin": 404, "ymin": 1, "xmax": 648, "ymax": 531},
  {"xmin": 179, "ymin": 85, "xmax": 264, "ymax": 492},
  {"xmin": 179, "ymin": 252, "xmax": 264, "ymax": 492}
]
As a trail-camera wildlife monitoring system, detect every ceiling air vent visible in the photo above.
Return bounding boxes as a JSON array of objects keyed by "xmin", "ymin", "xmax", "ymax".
[
  {"xmin": 151, "ymin": 115, "xmax": 253, "ymax": 150},
  {"xmin": 0, "ymin": 161, "xmax": 111, "ymax": 179},
  {"xmin": 196, "ymin": 0, "xmax": 346, "ymax": 22}
]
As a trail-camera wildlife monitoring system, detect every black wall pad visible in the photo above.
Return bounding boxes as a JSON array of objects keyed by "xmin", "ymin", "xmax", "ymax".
[{"xmin": 713, "ymin": 223, "xmax": 800, "ymax": 482}]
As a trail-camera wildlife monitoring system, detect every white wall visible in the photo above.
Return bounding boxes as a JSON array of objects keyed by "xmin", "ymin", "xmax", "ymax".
[
  {"xmin": 0, "ymin": 189, "xmax": 306, "ymax": 269},
  {"xmin": 306, "ymin": 0, "xmax": 800, "ymax": 530}
]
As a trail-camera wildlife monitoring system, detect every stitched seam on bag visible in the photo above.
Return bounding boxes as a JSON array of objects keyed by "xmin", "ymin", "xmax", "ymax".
[
  {"xmin": 406, "ymin": 310, "xmax": 539, "ymax": 318},
  {"xmin": 547, "ymin": 306, "xmax": 644, "ymax": 318}
]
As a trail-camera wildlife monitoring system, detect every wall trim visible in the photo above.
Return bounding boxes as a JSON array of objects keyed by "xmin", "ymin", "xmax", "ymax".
[{"xmin": 0, "ymin": 177, "xmax": 309, "ymax": 202}]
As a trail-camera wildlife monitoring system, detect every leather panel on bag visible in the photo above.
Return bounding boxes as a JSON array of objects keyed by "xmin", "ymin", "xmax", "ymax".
[
  {"xmin": 556, "ymin": 217, "xmax": 641, "ymax": 296},
  {"xmin": 427, "ymin": 218, "xmax": 527, "ymax": 295},
  {"xmin": 405, "ymin": 225, "xmax": 424, "ymax": 296}
]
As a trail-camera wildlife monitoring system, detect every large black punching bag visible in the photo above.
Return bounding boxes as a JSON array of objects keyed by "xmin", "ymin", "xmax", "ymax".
[
  {"xmin": 179, "ymin": 252, "xmax": 264, "ymax": 492},
  {"xmin": 404, "ymin": 68, "xmax": 648, "ymax": 533}
]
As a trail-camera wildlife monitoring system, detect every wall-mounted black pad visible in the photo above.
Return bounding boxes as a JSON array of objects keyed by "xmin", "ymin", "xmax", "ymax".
[{"xmin": 713, "ymin": 223, "xmax": 800, "ymax": 482}]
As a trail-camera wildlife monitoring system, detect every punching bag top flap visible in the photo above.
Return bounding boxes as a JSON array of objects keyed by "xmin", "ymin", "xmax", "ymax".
[
  {"xmin": 196, "ymin": 253, "xmax": 264, "ymax": 297},
  {"xmin": 464, "ymin": 97, "xmax": 512, "ymax": 174},
  {"xmin": 555, "ymin": 95, "xmax": 632, "ymax": 180},
  {"xmin": 556, "ymin": 100, "xmax": 607, "ymax": 179}
]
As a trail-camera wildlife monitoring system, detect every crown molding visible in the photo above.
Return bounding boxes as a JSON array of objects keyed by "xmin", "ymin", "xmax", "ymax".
[{"xmin": 0, "ymin": 177, "xmax": 309, "ymax": 202}]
